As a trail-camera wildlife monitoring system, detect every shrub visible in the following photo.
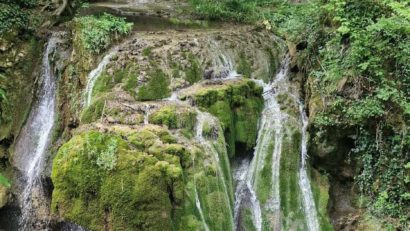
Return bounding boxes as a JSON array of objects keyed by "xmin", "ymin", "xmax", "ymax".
[
  {"xmin": 75, "ymin": 13, "xmax": 133, "ymax": 53},
  {"xmin": 190, "ymin": 0, "xmax": 258, "ymax": 22},
  {"xmin": 0, "ymin": 3, "xmax": 29, "ymax": 35}
]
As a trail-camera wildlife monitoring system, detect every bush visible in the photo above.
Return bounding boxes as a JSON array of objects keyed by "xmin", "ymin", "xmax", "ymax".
[
  {"xmin": 0, "ymin": 3, "xmax": 29, "ymax": 35},
  {"xmin": 190, "ymin": 0, "xmax": 258, "ymax": 22},
  {"xmin": 75, "ymin": 13, "xmax": 133, "ymax": 53}
]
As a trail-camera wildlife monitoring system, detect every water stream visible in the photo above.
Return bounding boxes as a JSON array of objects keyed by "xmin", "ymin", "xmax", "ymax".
[
  {"xmin": 13, "ymin": 34, "xmax": 61, "ymax": 230},
  {"xmin": 233, "ymin": 55, "xmax": 320, "ymax": 231},
  {"xmin": 195, "ymin": 111, "xmax": 235, "ymax": 230},
  {"xmin": 298, "ymin": 103, "xmax": 320, "ymax": 231},
  {"xmin": 84, "ymin": 47, "xmax": 118, "ymax": 107}
]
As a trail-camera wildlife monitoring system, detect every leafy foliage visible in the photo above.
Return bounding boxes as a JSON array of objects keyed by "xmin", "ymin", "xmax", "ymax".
[
  {"xmin": 75, "ymin": 13, "xmax": 133, "ymax": 53},
  {"xmin": 0, "ymin": 3, "xmax": 29, "ymax": 35},
  {"xmin": 189, "ymin": 0, "xmax": 258, "ymax": 22},
  {"xmin": 307, "ymin": 0, "xmax": 410, "ymax": 226},
  {"xmin": 353, "ymin": 127, "xmax": 409, "ymax": 221}
]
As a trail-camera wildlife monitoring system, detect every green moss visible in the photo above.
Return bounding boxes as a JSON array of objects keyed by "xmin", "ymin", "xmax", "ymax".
[
  {"xmin": 80, "ymin": 96, "xmax": 106, "ymax": 124},
  {"xmin": 51, "ymin": 128, "xmax": 184, "ymax": 230},
  {"xmin": 237, "ymin": 51, "xmax": 253, "ymax": 78},
  {"xmin": 137, "ymin": 68, "xmax": 170, "ymax": 101},
  {"xmin": 122, "ymin": 67, "xmax": 139, "ymax": 97},
  {"xmin": 0, "ymin": 173, "xmax": 10, "ymax": 188},
  {"xmin": 190, "ymin": 80, "xmax": 263, "ymax": 158},
  {"xmin": 149, "ymin": 105, "xmax": 197, "ymax": 130},
  {"xmin": 239, "ymin": 208, "xmax": 257, "ymax": 231},
  {"xmin": 279, "ymin": 129, "xmax": 306, "ymax": 230},
  {"xmin": 0, "ymin": 36, "xmax": 41, "ymax": 140},
  {"xmin": 265, "ymin": 47, "xmax": 279, "ymax": 82},
  {"xmin": 256, "ymin": 138, "xmax": 275, "ymax": 203},
  {"xmin": 142, "ymin": 47, "xmax": 152, "ymax": 56},
  {"xmin": 91, "ymin": 70, "xmax": 123, "ymax": 98},
  {"xmin": 185, "ymin": 53, "xmax": 202, "ymax": 84},
  {"xmin": 52, "ymin": 125, "xmax": 233, "ymax": 231},
  {"xmin": 310, "ymin": 169, "xmax": 334, "ymax": 231}
]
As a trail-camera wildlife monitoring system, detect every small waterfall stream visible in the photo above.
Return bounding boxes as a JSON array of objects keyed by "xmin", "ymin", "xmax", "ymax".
[
  {"xmin": 13, "ymin": 34, "xmax": 61, "ymax": 229},
  {"xmin": 84, "ymin": 47, "xmax": 118, "ymax": 107},
  {"xmin": 298, "ymin": 103, "xmax": 320, "ymax": 231},
  {"xmin": 195, "ymin": 111, "xmax": 235, "ymax": 230}
]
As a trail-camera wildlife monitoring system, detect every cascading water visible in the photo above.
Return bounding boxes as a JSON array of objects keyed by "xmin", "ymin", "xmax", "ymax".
[
  {"xmin": 195, "ymin": 111, "xmax": 235, "ymax": 231},
  {"xmin": 234, "ymin": 55, "xmax": 320, "ymax": 231},
  {"xmin": 13, "ymin": 34, "xmax": 61, "ymax": 229},
  {"xmin": 84, "ymin": 47, "xmax": 118, "ymax": 107},
  {"xmin": 234, "ymin": 61, "xmax": 287, "ymax": 231},
  {"xmin": 207, "ymin": 40, "xmax": 240, "ymax": 79},
  {"xmin": 191, "ymin": 153, "xmax": 210, "ymax": 231},
  {"xmin": 298, "ymin": 103, "xmax": 320, "ymax": 231}
]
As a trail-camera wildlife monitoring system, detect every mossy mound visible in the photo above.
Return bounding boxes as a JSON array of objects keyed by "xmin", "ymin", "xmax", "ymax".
[
  {"xmin": 182, "ymin": 79, "xmax": 263, "ymax": 157},
  {"xmin": 149, "ymin": 105, "xmax": 197, "ymax": 131},
  {"xmin": 52, "ymin": 127, "xmax": 182, "ymax": 230},
  {"xmin": 51, "ymin": 123, "xmax": 233, "ymax": 231}
]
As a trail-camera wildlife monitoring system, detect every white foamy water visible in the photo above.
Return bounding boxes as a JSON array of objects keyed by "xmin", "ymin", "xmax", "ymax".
[
  {"xmin": 13, "ymin": 34, "xmax": 62, "ymax": 229},
  {"xmin": 84, "ymin": 48, "xmax": 117, "ymax": 107},
  {"xmin": 234, "ymin": 55, "xmax": 319, "ymax": 231},
  {"xmin": 233, "ymin": 57, "xmax": 289, "ymax": 231},
  {"xmin": 298, "ymin": 103, "xmax": 320, "ymax": 231}
]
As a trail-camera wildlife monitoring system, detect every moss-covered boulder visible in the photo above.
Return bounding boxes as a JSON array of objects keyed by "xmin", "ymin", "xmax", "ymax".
[
  {"xmin": 149, "ymin": 105, "xmax": 197, "ymax": 132},
  {"xmin": 51, "ymin": 122, "xmax": 234, "ymax": 231},
  {"xmin": 181, "ymin": 79, "xmax": 263, "ymax": 157},
  {"xmin": 51, "ymin": 126, "xmax": 185, "ymax": 230}
]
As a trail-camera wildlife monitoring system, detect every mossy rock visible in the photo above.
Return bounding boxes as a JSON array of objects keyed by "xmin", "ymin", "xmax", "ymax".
[
  {"xmin": 52, "ymin": 128, "xmax": 184, "ymax": 230},
  {"xmin": 186, "ymin": 80, "xmax": 263, "ymax": 158},
  {"xmin": 80, "ymin": 95, "xmax": 108, "ymax": 124},
  {"xmin": 52, "ymin": 124, "xmax": 234, "ymax": 231},
  {"xmin": 149, "ymin": 105, "xmax": 197, "ymax": 130},
  {"xmin": 310, "ymin": 169, "xmax": 334, "ymax": 231},
  {"xmin": 279, "ymin": 129, "xmax": 306, "ymax": 230}
]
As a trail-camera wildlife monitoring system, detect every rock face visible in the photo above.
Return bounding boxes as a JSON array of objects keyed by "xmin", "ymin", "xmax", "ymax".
[
  {"xmin": 1, "ymin": 6, "xmax": 335, "ymax": 230},
  {"xmin": 48, "ymin": 21, "xmax": 280, "ymax": 230},
  {"xmin": 0, "ymin": 185, "xmax": 7, "ymax": 208}
]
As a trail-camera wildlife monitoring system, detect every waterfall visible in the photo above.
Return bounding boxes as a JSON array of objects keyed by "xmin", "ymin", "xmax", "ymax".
[
  {"xmin": 233, "ymin": 58, "xmax": 289, "ymax": 231},
  {"xmin": 192, "ymin": 153, "xmax": 210, "ymax": 231},
  {"xmin": 234, "ymin": 55, "xmax": 320, "ymax": 231},
  {"xmin": 84, "ymin": 48, "xmax": 118, "ymax": 107},
  {"xmin": 298, "ymin": 103, "xmax": 320, "ymax": 231},
  {"xmin": 13, "ymin": 34, "xmax": 61, "ymax": 229},
  {"xmin": 207, "ymin": 40, "xmax": 240, "ymax": 80},
  {"xmin": 195, "ymin": 111, "xmax": 234, "ymax": 230}
]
